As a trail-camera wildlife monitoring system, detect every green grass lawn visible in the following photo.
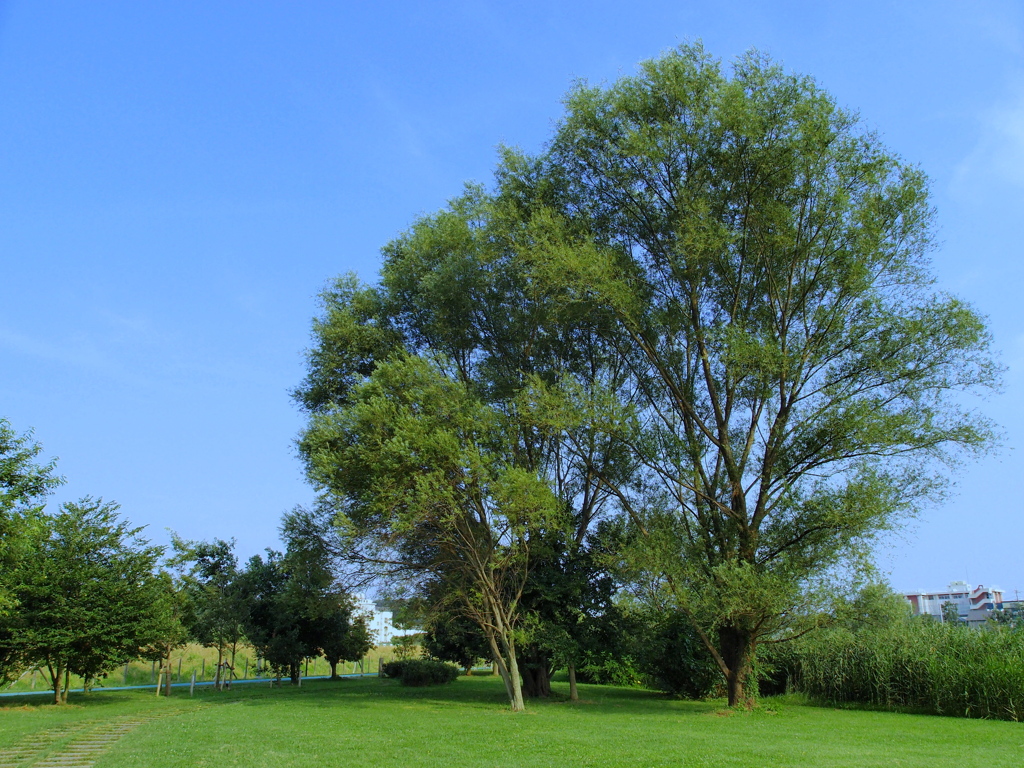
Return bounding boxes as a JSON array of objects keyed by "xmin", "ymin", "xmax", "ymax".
[{"xmin": 1, "ymin": 676, "xmax": 1021, "ymax": 767}]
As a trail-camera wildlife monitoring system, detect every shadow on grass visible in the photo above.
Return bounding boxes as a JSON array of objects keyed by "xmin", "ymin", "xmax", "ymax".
[
  {"xmin": 199, "ymin": 675, "xmax": 726, "ymax": 718},
  {"xmin": 3, "ymin": 675, "xmax": 728, "ymax": 722}
]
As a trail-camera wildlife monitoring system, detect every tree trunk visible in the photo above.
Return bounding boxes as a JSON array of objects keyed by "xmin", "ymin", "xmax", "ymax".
[
  {"xmin": 165, "ymin": 653, "xmax": 173, "ymax": 697},
  {"xmin": 484, "ymin": 630, "xmax": 524, "ymax": 712},
  {"xmin": 329, "ymin": 660, "xmax": 338, "ymax": 680},
  {"xmin": 215, "ymin": 646, "xmax": 224, "ymax": 690},
  {"xmin": 49, "ymin": 662, "xmax": 61, "ymax": 705},
  {"xmin": 718, "ymin": 625, "xmax": 754, "ymax": 708},
  {"xmin": 518, "ymin": 647, "xmax": 552, "ymax": 698},
  {"xmin": 505, "ymin": 648, "xmax": 525, "ymax": 712},
  {"xmin": 289, "ymin": 662, "xmax": 300, "ymax": 685},
  {"xmin": 568, "ymin": 663, "xmax": 578, "ymax": 703},
  {"xmin": 63, "ymin": 668, "xmax": 70, "ymax": 704}
]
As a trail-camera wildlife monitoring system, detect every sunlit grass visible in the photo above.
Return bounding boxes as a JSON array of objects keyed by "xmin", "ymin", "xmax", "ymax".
[{"xmin": 1, "ymin": 676, "xmax": 1021, "ymax": 767}]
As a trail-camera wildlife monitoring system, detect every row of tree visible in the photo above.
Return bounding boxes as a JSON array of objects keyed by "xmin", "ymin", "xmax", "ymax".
[
  {"xmin": 295, "ymin": 44, "xmax": 999, "ymax": 709},
  {"xmin": 0, "ymin": 418, "xmax": 372, "ymax": 703}
]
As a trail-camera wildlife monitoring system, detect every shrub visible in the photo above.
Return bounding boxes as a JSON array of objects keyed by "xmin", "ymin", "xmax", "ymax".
[
  {"xmin": 382, "ymin": 658, "xmax": 459, "ymax": 687},
  {"xmin": 380, "ymin": 659, "xmax": 407, "ymax": 679},
  {"xmin": 632, "ymin": 609, "xmax": 719, "ymax": 699}
]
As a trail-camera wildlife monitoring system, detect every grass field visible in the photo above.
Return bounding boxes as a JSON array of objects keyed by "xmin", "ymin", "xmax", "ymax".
[{"xmin": 1, "ymin": 675, "xmax": 1021, "ymax": 767}]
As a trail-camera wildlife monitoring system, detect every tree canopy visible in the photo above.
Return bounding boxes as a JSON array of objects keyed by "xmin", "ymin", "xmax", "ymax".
[
  {"xmin": 0, "ymin": 418, "xmax": 62, "ymax": 615},
  {"xmin": 2, "ymin": 498, "xmax": 174, "ymax": 703}
]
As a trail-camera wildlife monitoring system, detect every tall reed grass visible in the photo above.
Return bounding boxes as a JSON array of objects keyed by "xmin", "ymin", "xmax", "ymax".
[{"xmin": 796, "ymin": 621, "xmax": 1024, "ymax": 720}]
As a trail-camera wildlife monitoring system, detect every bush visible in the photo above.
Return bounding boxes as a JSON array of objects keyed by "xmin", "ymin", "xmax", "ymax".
[
  {"xmin": 634, "ymin": 610, "xmax": 719, "ymax": 699},
  {"xmin": 381, "ymin": 658, "xmax": 459, "ymax": 687},
  {"xmin": 379, "ymin": 659, "xmax": 407, "ymax": 679}
]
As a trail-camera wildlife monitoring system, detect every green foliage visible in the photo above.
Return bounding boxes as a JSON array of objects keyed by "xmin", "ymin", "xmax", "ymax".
[
  {"xmin": 0, "ymin": 498, "xmax": 175, "ymax": 702},
  {"xmin": 423, "ymin": 613, "xmax": 490, "ymax": 671},
  {"xmin": 503, "ymin": 43, "xmax": 1000, "ymax": 705},
  {"xmin": 381, "ymin": 658, "xmax": 460, "ymax": 686},
  {"xmin": 391, "ymin": 633, "xmax": 423, "ymax": 661},
  {"xmin": 236, "ymin": 508, "xmax": 368, "ymax": 684},
  {"xmin": 321, "ymin": 608, "xmax": 373, "ymax": 677},
  {"xmin": 630, "ymin": 608, "xmax": 719, "ymax": 699},
  {"xmin": 0, "ymin": 418, "xmax": 62, "ymax": 617},
  {"xmin": 941, "ymin": 601, "xmax": 961, "ymax": 625},
  {"xmin": 989, "ymin": 604, "xmax": 1024, "ymax": 630},
  {"xmin": 168, "ymin": 535, "xmax": 246, "ymax": 665}
]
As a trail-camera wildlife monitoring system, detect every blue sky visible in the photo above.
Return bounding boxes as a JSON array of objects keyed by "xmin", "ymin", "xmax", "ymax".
[{"xmin": 1, "ymin": 1, "xmax": 1021, "ymax": 596}]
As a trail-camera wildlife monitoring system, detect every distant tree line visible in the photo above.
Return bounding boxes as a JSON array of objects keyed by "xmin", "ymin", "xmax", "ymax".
[{"xmin": 0, "ymin": 417, "xmax": 371, "ymax": 704}]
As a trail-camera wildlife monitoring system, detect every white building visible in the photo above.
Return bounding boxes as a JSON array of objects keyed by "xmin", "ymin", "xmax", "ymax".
[
  {"xmin": 353, "ymin": 595, "xmax": 422, "ymax": 645},
  {"xmin": 904, "ymin": 581, "xmax": 1004, "ymax": 626}
]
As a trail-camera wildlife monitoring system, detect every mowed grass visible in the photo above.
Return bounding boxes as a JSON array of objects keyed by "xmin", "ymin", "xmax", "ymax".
[{"xmin": 1, "ymin": 676, "xmax": 1022, "ymax": 767}]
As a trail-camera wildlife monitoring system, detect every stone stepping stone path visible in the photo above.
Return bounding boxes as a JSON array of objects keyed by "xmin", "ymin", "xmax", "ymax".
[
  {"xmin": 0, "ymin": 711, "xmax": 186, "ymax": 768},
  {"xmin": 0, "ymin": 724, "xmax": 92, "ymax": 768}
]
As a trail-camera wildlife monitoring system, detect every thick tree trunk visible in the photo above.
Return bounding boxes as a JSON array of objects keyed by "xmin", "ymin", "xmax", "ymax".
[
  {"xmin": 518, "ymin": 647, "xmax": 552, "ymax": 698},
  {"xmin": 329, "ymin": 660, "xmax": 338, "ymax": 680},
  {"xmin": 289, "ymin": 662, "xmax": 300, "ymax": 685},
  {"xmin": 520, "ymin": 666, "xmax": 551, "ymax": 698},
  {"xmin": 718, "ymin": 625, "xmax": 754, "ymax": 708},
  {"xmin": 568, "ymin": 663, "xmax": 578, "ymax": 703}
]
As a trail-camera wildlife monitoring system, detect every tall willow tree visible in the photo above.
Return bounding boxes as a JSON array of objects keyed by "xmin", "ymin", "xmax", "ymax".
[{"xmin": 505, "ymin": 45, "xmax": 1000, "ymax": 705}]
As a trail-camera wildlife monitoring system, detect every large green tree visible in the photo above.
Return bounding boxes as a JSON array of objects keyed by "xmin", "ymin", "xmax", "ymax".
[{"xmin": 504, "ymin": 45, "xmax": 1000, "ymax": 705}]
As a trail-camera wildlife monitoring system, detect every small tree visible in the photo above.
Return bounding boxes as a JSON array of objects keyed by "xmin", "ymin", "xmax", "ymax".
[
  {"xmin": 238, "ymin": 508, "xmax": 369, "ymax": 685},
  {"xmin": 989, "ymin": 604, "xmax": 1024, "ymax": 630},
  {"xmin": 300, "ymin": 355, "xmax": 562, "ymax": 711},
  {"xmin": 8, "ymin": 498, "xmax": 170, "ymax": 703},
  {"xmin": 321, "ymin": 600, "xmax": 373, "ymax": 679},
  {"xmin": 169, "ymin": 536, "xmax": 247, "ymax": 689},
  {"xmin": 941, "ymin": 601, "xmax": 961, "ymax": 625}
]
